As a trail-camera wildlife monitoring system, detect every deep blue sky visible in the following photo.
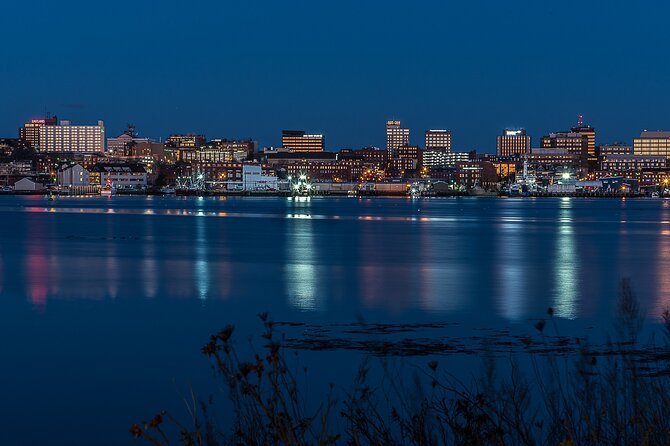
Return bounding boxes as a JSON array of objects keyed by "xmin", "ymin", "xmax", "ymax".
[{"xmin": 1, "ymin": 0, "xmax": 668, "ymax": 152}]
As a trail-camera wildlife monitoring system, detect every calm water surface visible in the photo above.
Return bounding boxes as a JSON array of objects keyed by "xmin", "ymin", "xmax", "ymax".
[{"xmin": 0, "ymin": 195, "xmax": 668, "ymax": 444}]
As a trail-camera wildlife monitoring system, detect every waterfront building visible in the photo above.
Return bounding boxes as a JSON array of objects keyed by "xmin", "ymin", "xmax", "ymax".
[
  {"xmin": 386, "ymin": 120, "xmax": 410, "ymax": 159},
  {"xmin": 639, "ymin": 169, "xmax": 670, "ymax": 187},
  {"xmin": 180, "ymin": 139, "xmax": 257, "ymax": 164},
  {"xmin": 496, "ymin": 129, "xmax": 531, "ymax": 157},
  {"xmin": 14, "ymin": 177, "xmax": 44, "ymax": 191},
  {"xmin": 633, "ymin": 131, "xmax": 670, "ymax": 158},
  {"xmin": 455, "ymin": 161, "xmax": 498, "ymax": 188},
  {"xmin": 425, "ymin": 129, "xmax": 451, "ymax": 151},
  {"xmin": 39, "ymin": 120, "xmax": 105, "ymax": 153},
  {"xmin": 89, "ymin": 163, "xmax": 147, "ymax": 189},
  {"xmin": 264, "ymin": 150, "xmax": 336, "ymax": 166},
  {"xmin": 281, "ymin": 130, "xmax": 324, "ymax": 152},
  {"xmin": 285, "ymin": 161, "xmax": 355, "ymax": 182},
  {"xmin": 242, "ymin": 165, "xmax": 278, "ymax": 191},
  {"xmin": 19, "ymin": 116, "xmax": 58, "ymax": 149},
  {"xmin": 185, "ymin": 162, "xmax": 275, "ymax": 183},
  {"xmin": 57, "ymin": 163, "xmax": 90, "ymax": 187}
]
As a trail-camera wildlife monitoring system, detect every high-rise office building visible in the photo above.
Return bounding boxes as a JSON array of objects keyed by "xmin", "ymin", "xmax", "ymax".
[
  {"xmin": 425, "ymin": 129, "xmax": 451, "ymax": 151},
  {"xmin": 496, "ymin": 129, "xmax": 531, "ymax": 157},
  {"xmin": 634, "ymin": 131, "xmax": 670, "ymax": 158},
  {"xmin": 386, "ymin": 120, "xmax": 410, "ymax": 159},
  {"xmin": 541, "ymin": 131, "xmax": 589, "ymax": 167},
  {"xmin": 281, "ymin": 130, "xmax": 324, "ymax": 152},
  {"xmin": 571, "ymin": 116, "xmax": 596, "ymax": 158},
  {"xmin": 39, "ymin": 120, "xmax": 105, "ymax": 153},
  {"xmin": 19, "ymin": 116, "xmax": 58, "ymax": 149}
]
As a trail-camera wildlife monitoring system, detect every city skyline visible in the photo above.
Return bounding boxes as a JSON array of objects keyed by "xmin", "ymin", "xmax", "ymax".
[
  {"xmin": 6, "ymin": 113, "xmax": 665, "ymax": 153},
  {"xmin": 2, "ymin": 1, "xmax": 670, "ymax": 151}
]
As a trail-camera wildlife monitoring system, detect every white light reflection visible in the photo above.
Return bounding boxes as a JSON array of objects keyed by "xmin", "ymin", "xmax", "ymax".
[
  {"xmin": 285, "ymin": 199, "xmax": 317, "ymax": 310},
  {"xmin": 554, "ymin": 198, "xmax": 578, "ymax": 319},
  {"xmin": 655, "ymin": 207, "xmax": 670, "ymax": 315},
  {"xmin": 195, "ymin": 215, "xmax": 209, "ymax": 300},
  {"xmin": 497, "ymin": 221, "xmax": 526, "ymax": 321},
  {"xmin": 142, "ymin": 217, "xmax": 157, "ymax": 299},
  {"xmin": 419, "ymin": 222, "xmax": 465, "ymax": 313}
]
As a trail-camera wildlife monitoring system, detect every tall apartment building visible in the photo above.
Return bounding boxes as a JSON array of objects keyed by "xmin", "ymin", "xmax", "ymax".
[
  {"xmin": 281, "ymin": 130, "xmax": 324, "ymax": 152},
  {"xmin": 634, "ymin": 131, "xmax": 670, "ymax": 158},
  {"xmin": 496, "ymin": 129, "xmax": 531, "ymax": 157},
  {"xmin": 425, "ymin": 129, "xmax": 451, "ymax": 151},
  {"xmin": 19, "ymin": 116, "xmax": 58, "ymax": 149},
  {"xmin": 39, "ymin": 120, "xmax": 105, "ymax": 153},
  {"xmin": 386, "ymin": 120, "xmax": 409, "ymax": 159}
]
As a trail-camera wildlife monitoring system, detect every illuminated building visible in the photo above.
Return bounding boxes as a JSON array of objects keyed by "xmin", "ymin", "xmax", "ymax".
[
  {"xmin": 634, "ymin": 131, "xmax": 670, "ymax": 158},
  {"xmin": 397, "ymin": 145, "xmax": 422, "ymax": 169},
  {"xmin": 39, "ymin": 120, "xmax": 105, "ymax": 153},
  {"xmin": 337, "ymin": 147, "xmax": 388, "ymax": 169},
  {"xmin": 166, "ymin": 134, "xmax": 206, "ymax": 150},
  {"xmin": 571, "ymin": 124, "xmax": 596, "ymax": 158},
  {"xmin": 386, "ymin": 120, "xmax": 409, "ymax": 159},
  {"xmin": 285, "ymin": 162, "xmax": 356, "ymax": 182},
  {"xmin": 455, "ymin": 161, "xmax": 498, "ymax": 188},
  {"xmin": 388, "ymin": 157, "xmax": 419, "ymax": 176},
  {"xmin": 423, "ymin": 149, "xmax": 471, "ymax": 168},
  {"xmin": 281, "ymin": 130, "xmax": 324, "ymax": 152},
  {"xmin": 495, "ymin": 160, "xmax": 517, "ymax": 180},
  {"xmin": 19, "ymin": 116, "xmax": 57, "ymax": 149},
  {"xmin": 598, "ymin": 143, "xmax": 631, "ymax": 156},
  {"xmin": 425, "ymin": 129, "xmax": 451, "ymax": 151},
  {"xmin": 107, "ymin": 132, "xmax": 152, "ymax": 157},
  {"xmin": 264, "ymin": 151, "xmax": 336, "ymax": 166},
  {"xmin": 496, "ymin": 129, "xmax": 531, "ymax": 157},
  {"xmin": 181, "ymin": 139, "xmax": 257, "ymax": 163},
  {"xmin": 540, "ymin": 132, "xmax": 588, "ymax": 168},
  {"xmin": 182, "ymin": 162, "xmax": 276, "ymax": 181},
  {"xmin": 57, "ymin": 163, "xmax": 90, "ymax": 187},
  {"xmin": 89, "ymin": 163, "xmax": 147, "ymax": 189},
  {"xmin": 527, "ymin": 148, "xmax": 581, "ymax": 170},
  {"xmin": 600, "ymin": 154, "xmax": 666, "ymax": 171}
]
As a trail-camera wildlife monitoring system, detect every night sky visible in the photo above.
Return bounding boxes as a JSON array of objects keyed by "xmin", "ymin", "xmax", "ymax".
[{"xmin": 1, "ymin": 0, "xmax": 668, "ymax": 152}]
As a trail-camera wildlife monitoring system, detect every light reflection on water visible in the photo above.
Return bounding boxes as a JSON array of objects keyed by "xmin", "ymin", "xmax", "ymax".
[
  {"xmin": 497, "ymin": 221, "xmax": 526, "ymax": 321},
  {"xmin": 3, "ymin": 196, "xmax": 670, "ymax": 321},
  {"xmin": 553, "ymin": 197, "xmax": 578, "ymax": 319},
  {"xmin": 285, "ymin": 198, "xmax": 318, "ymax": 311},
  {"xmin": 195, "ymin": 215, "xmax": 209, "ymax": 301}
]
